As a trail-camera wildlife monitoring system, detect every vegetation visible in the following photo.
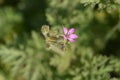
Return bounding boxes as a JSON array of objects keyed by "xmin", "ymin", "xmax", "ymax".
[{"xmin": 0, "ymin": 0, "xmax": 120, "ymax": 80}]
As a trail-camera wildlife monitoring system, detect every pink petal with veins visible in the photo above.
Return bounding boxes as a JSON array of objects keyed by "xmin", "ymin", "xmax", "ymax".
[
  {"xmin": 68, "ymin": 38, "xmax": 75, "ymax": 43},
  {"xmin": 69, "ymin": 34, "xmax": 78, "ymax": 39},
  {"xmin": 63, "ymin": 27, "xmax": 68, "ymax": 34},
  {"xmin": 68, "ymin": 28, "xmax": 75, "ymax": 34}
]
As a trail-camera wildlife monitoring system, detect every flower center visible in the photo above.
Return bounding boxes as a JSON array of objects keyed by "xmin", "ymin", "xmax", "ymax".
[{"xmin": 65, "ymin": 34, "xmax": 70, "ymax": 38}]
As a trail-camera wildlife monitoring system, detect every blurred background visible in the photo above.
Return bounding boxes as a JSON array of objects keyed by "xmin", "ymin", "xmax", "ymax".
[{"xmin": 0, "ymin": 0, "xmax": 120, "ymax": 80}]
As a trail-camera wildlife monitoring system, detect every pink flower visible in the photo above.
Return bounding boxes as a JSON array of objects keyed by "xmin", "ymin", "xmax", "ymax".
[{"xmin": 63, "ymin": 27, "xmax": 78, "ymax": 43}]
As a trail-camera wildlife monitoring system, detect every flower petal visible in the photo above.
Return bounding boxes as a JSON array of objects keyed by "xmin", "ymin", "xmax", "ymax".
[
  {"xmin": 68, "ymin": 28, "xmax": 75, "ymax": 34},
  {"xmin": 68, "ymin": 38, "xmax": 75, "ymax": 43},
  {"xmin": 69, "ymin": 34, "xmax": 78, "ymax": 39},
  {"xmin": 64, "ymin": 35, "xmax": 67, "ymax": 39},
  {"xmin": 63, "ymin": 27, "xmax": 68, "ymax": 34}
]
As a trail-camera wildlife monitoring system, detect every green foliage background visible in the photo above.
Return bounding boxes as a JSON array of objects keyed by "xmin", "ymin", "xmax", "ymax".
[{"xmin": 0, "ymin": 0, "xmax": 120, "ymax": 80}]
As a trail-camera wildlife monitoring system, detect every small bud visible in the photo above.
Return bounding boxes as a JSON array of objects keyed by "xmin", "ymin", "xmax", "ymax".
[
  {"xmin": 41, "ymin": 25, "xmax": 49, "ymax": 38},
  {"xmin": 49, "ymin": 28, "xmax": 59, "ymax": 37}
]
